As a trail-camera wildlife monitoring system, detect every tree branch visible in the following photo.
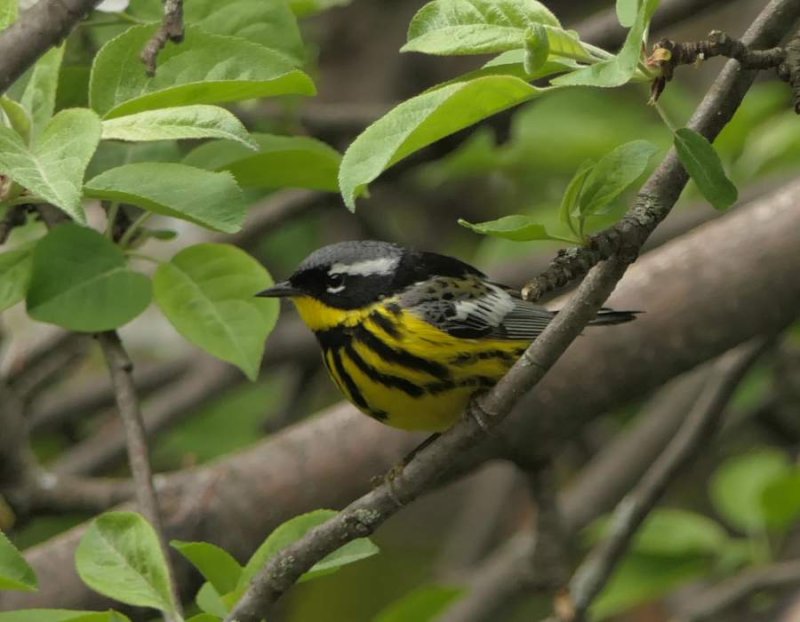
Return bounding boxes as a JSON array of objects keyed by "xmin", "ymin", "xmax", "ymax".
[
  {"xmin": 676, "ymin": 559, "xmax": 800, "ymax": 622},
  {"xmin": 4, "ymin": 179, "xmax": 800, "ymax": 611},
  {"xmin": 437, "ymin": 364, "xmax": 714, "ymax": 622},
  {"xmin": 566, "ymin": 339, "xmax": 772, "ymax": 621},
  {"xmin": 521, "ymin": 0, "xmax": 800, "ymax": 302},
  {"xmin": 140, "ymin": 0, "xmax": 184, "ymax": 76},
  {"xmin": 222, "ymin": 5, "xmax": 800, "ymax": 617},
  {"xmin": 96, "ymin": 331, "xmax": 182, "ymax": 619},
  {"xmin": 0, "ymin": 0, "xmax": 103, "ymax": 94}
]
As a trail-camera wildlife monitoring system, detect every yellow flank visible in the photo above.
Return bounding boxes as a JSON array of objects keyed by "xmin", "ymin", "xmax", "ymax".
[{"xmin": 290, "ymin": 295, "xmax": 528, "ymax": 431}]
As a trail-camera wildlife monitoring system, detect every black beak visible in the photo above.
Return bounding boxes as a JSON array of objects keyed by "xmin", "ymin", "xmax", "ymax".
[{"xmin": 256, "ymin": 281, "xmax": 301, "ymax": 298}]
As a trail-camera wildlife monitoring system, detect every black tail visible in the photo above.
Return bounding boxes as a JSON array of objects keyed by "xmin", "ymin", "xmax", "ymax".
[{"xmin": 587, "ymin": 307, "xmax": 640, "ymax": 326}]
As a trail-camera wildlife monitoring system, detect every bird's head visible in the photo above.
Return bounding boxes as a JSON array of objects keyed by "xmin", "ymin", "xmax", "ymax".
[{"xmin": 257, "ymin": 240, "xmax": 407, "ymax": 311}]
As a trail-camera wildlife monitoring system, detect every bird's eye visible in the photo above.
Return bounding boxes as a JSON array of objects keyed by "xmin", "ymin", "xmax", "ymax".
[{"xmin": 327, "ymin": 272, "xmax": 346, "ymax": 293}]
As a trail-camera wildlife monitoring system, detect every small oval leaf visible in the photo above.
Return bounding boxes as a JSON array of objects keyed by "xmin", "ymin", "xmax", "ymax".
[
  {"xmin": 0, "ymin": 529, "xmax": 37, "ymax": 592},
  {"xmin": 101, "ymin": 105, "xmax": 258, "ymax": 150},
  {"xmin": 236, "ymin": 510, "xmax": 379, "ymax": 596},
  {"xmin": 674, "ymin": 127, "xmax": 738, "ymax": 211},
  {"xmin": 459, "ymin": 215, "xmax": 576, "ymax": 243},
  {"xmin": 184, "ymin": 133, "xmax": 341, "ymax": 192},
  {"xmin": 76, "ymin": 512, "xmax": 176, "ymax": 613},
  {"xmin": 85, "ymin": 163, "xmax": 246, "ymax": 233},
  {"xmin": 0, "ymin": 246, "xmax": 33, "ymax": 312},
  {"xmin": 90, "ymin": 26, "xmax": 315, "ymax": 119},
  {"xmin": 171, "ymin": 540, "xmax": 242, "ymax": 595},
  {"xmin": 0, "ymin": 109, "xmax": 101, "ymax": 223},
  {"xmin": 339, "ymin": 75, "xmax": 538, "ymax": 209},
  {"xmin": 153, "ymin": 244, "xmax": 278, "ymax": 380},
  {"xmin": 26, "ymin": 225, "xmax": 151, "ymax": 332}
]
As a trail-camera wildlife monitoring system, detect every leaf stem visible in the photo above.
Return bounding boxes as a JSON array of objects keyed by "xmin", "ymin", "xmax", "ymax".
[
  {"xmin": 653, "ymin": 100, "xmax": 677, "ymax": 132},
  {"xmin": 119, "ymin": 211, "xmax": 154, "ymax": 248},
  {"xmin": 105, "ymin": 202, "xmax": 119, "ymax": 239}
]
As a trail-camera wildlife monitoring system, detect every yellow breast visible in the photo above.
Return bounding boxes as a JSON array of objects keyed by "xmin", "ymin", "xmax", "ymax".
[{"xmin": 290, "ymin": 296, "xmax": 527, "ymax": 431}]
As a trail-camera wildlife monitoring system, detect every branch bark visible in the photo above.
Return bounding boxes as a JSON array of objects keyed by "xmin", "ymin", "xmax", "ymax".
[
  {"xmin": 96, "ymin": 331, "xmax": 182, "ymax": 619},
  {"xmin": 0, "ymin": 0, "xmax": 103, "ymax": 95},
  {"xmin": 566, "ymin": 339, "xmax": 772, "ymax": 621},
  {"xmin": 226, "ymin": 2, "xmax": 800, "ymax": 617},
  {"xmin": 3, "ymin": 178, "xmax": 800, "ymax": 611}
]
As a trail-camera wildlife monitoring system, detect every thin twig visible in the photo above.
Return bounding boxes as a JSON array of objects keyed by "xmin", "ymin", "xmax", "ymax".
[
  {"xmin": 437, "ymin": 366, "xmax": 712, "ymax": 622},
  {"xmin": 566, "ymin": 339, "xmax": 773, "ymax": 621},
  {"xmin": 96, "ymin": 331, "xmax": 182, "ymax": 619},
  {"xmin": 140, "ymin": 0, "xmax": 184, "ymax": 76},
  {"xmin": 521, "ymin": 6, "xmax": 800, "ymax": 302},
  {"xmin": 676, "ymin": 559, "xmax": 800, "ymax": 622}
]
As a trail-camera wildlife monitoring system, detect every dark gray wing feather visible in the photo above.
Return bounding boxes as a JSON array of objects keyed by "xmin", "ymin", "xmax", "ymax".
[{"xmin": 399, "ymin": 276, "xmax": 555, "ymax": 340}]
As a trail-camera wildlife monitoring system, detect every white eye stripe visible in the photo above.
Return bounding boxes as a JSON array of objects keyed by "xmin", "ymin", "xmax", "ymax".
[
  {"xmin": 327, "ymin": 284, "xmax": 346, "ymax": 294},
  {"xmin": 328, "ymin": 257, "xmax": 399, "ymax": 277}
]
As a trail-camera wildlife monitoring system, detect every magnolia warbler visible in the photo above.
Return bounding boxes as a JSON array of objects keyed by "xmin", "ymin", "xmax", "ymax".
[{"xmin": 258, "ymin": 240, "xmax": 636, "ymax": 432}]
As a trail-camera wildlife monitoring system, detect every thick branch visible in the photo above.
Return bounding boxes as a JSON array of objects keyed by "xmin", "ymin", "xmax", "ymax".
[
  {"xmin": 96, "ymin": 331, "xmax": 182, "ymax": 618},
  {"xmin": 0, "ymin": 0, "xmax": 102, "ymax": 94},
  {"xmin": 226, "ymin": 7, "xmax": 800, "ymax": 616},
  {"xmin": 3, "ymin": 181, "xmax": 800, "ymax": 610},
  {"xmin": 438, "ymin": 365, "xmax": 713, "ymax": 622}
]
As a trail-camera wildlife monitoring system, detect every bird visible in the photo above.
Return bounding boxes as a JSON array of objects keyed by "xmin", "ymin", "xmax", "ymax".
[{"xmin": 258, "ymin": 240, "xmax": 636, "ymax": 432}]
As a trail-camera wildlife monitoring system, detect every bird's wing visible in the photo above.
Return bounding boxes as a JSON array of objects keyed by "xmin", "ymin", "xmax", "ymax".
[{"xmin": 400, "ymin": 276, "xmax": 554, "ymax": 340}]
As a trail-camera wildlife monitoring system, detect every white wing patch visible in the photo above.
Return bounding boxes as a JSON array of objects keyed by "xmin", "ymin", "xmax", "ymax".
[
  {"xmin": 329, "ymin": 256, "xmax": 399, "ymax": 277},
  {"xmin": 453, "ymin": 285, "xmax": 515, "ymax": 328}
]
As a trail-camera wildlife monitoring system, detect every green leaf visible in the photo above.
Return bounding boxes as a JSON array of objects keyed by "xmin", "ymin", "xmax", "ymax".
[
  {"xmin": 375, "ymin": 586, "xmax": 464, "ymax": 622},
  {"xmin": 186, "ymin": 615, "xmax": 222, "ymax": 622},
  {"xmin": 90, "ymin": 25, "xmax": 315, "ymax": 119},
  {"xmin": 523, "ymin": 24, "xmax": 550, "ymax": 74},
  {"xmin": 183, "ymin": 133, "xmax": 341, "ymax": 191},
  {"xmin": 236, "ymin": 510, "xmax": 379, "ymax": 595},
  {"xmin": 153, "ymin": 244, "xmax": 278, "ymax": 380},
  {"xmin": 101, "ymin": 105, "xmax": 257, "ymax": 150},
  {"xmin": 710, "ymin": 449, "xmax": 791, "ymax": 533},
  {"xmin": 0, "ymin": 246, "xmax": 33, "ymax": 312},
  {"xmin": 0, "ymin": 96, "xmax": 32, "ymax": 142},
  {"xmin": 130, "ymin": 0, "xmax": 305, "ymax": 64},
  {"xmin": 0, "ymin": 0, "xmax": 17, "ymax": 30},
  {"xmin": 674, "ymin": 127, "xmax": 738, "ymax": 210},
  {"xmin": 289, "ymin": 0, "xmax": 352, "ymax": 17},
  {"xmin": 20, "ymin": 45, "xmax": 64, "ymax": 137},
  {"xmin": 339, "ymin": 75, "xmax": 538, "ymax": 209},
  {"xmin": 0, "ymin": 529, "xmax": 37, "ymax": 591},
  {"xmin": 559, "ymin": 159, "xmax": 594, "ymax": 234},
  {"xmin": 0, "ymin": 611, "xmax": 130, "ymax": 622},
  {"xmin": 195, "ymin": 581, "xmax": 229, "ymax": 617},
  {"xmin": 616, "ymin": 0, "xmax": 638, "ymax": 27},
  {"xmin": 587, "ymin": 508, "xmax": 728, "ymax": 559},
  {"xmin": 171, "ymin": 540, "xmax": 242, "ymax": 595},
  {"xmin": 553, "ymin": 0, "xmax": 659, "ymax": 87},
  {"xmin": 84, "ymin": 163, "xmax": 246, "ymax": 233},
  {"xmin": 75, "ymin": 511, "xmax": 176, "ymax": 613},
  {"xmin": 182, "ymin": 0, "xmax": 304, "ymax": 65},
  {"xmin": 459, "ymin": 215, "xmax": 577, "ymax": 243},
  {"xmin": 760, "ymin": 471, "xmax": 800, "ymax": 532},
  {"xmin": 26, "ymin": 224, "xmax": 151, "ymax": 332},
  {"xmin": 403, "ymin": 0, "xmax": 564, "ymax": 56},
  {"xmin": 0, "ymin": 108, "xmax": 101, "ymax": 223},
  {"xmin": 592, "ymin": 553, "xmax": 709, "ymax": 620},
  {"xmin": 578, "ymin": 140, "xmax": 658, "ymax": 216}
]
